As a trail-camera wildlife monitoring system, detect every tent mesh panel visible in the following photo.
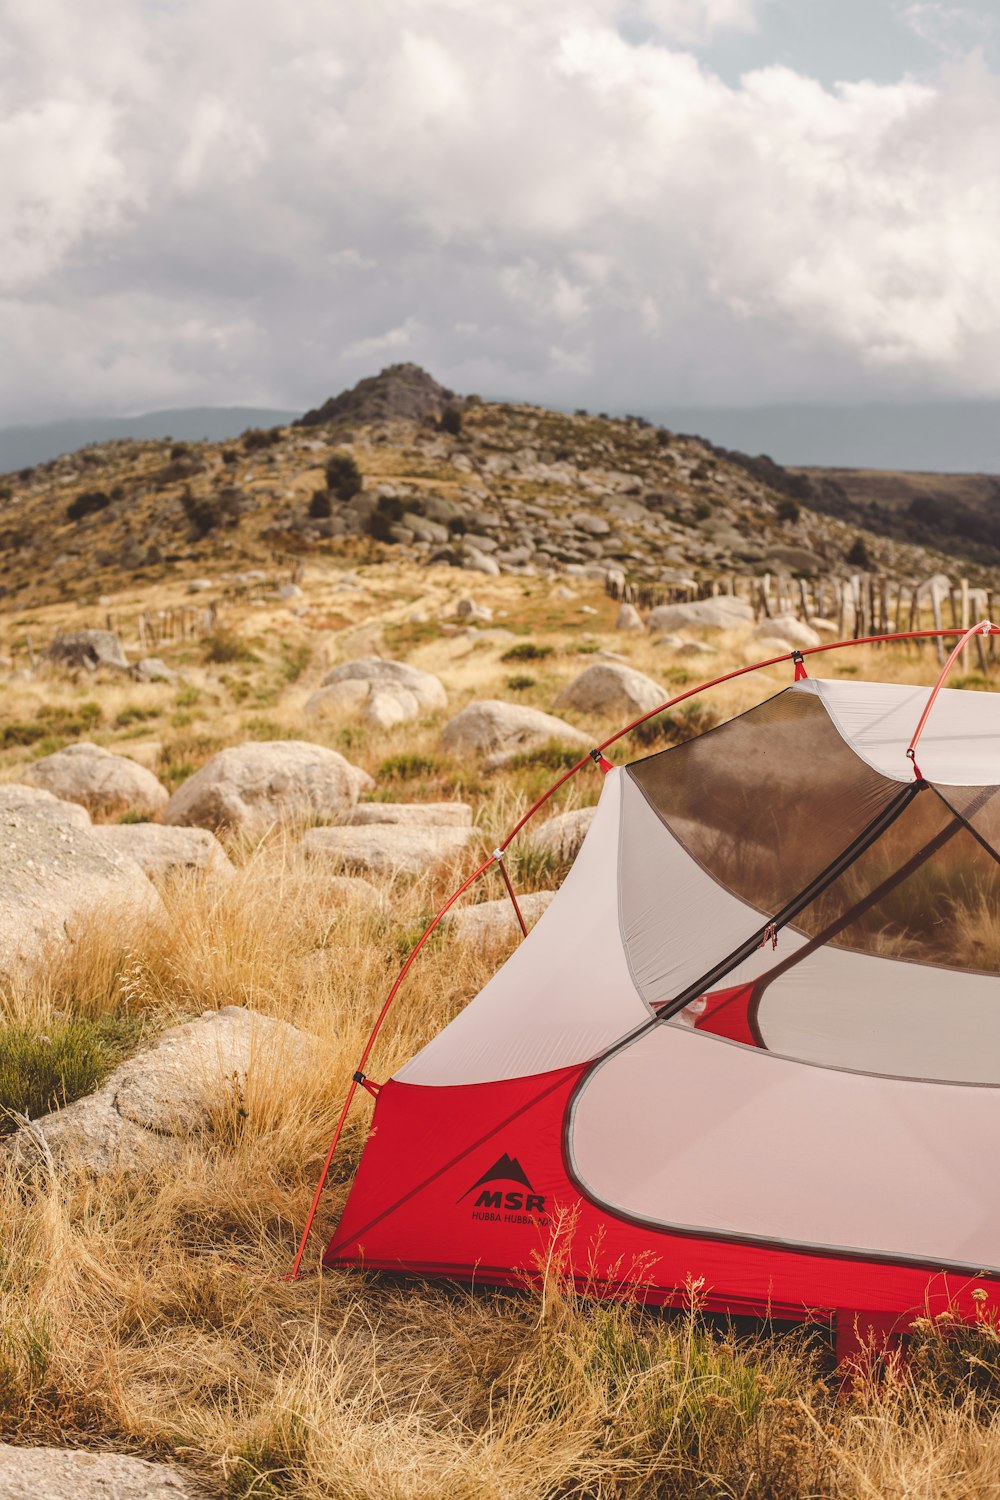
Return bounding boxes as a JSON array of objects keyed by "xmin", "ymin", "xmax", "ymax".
[{"xmin": 627, "ymin": 687, "xmax": 904, "ymax": 916}]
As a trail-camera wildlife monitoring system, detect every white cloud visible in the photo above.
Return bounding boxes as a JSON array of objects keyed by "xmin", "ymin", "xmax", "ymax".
[{"xmin": 0, "ymin": 0, "xmax": 999, "ymax": 420}]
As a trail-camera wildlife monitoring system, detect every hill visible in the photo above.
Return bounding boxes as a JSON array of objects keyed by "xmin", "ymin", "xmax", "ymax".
[
  {"xmin": 0, "ymin": 405, "xmax": 299, "ymax": 472},
  {"xmin": 0, "ymin": 367, "xmax": 967, "ymax": 612}
]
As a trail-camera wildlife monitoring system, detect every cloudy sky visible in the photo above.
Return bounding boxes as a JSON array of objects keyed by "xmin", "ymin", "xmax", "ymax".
[{"xmin": 2, "ymin": 0, "xmax": 999, "ymax": 425}]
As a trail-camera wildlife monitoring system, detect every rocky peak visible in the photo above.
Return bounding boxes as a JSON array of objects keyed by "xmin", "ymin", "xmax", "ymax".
[{"xmin": 296, "ymin": 363, "xmax": 459, "ymax": 428}]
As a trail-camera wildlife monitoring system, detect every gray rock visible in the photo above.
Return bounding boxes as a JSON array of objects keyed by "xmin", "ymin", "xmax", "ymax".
[
  {"xmin": 91, "ymin": 823, "xmax": 233, "ymax": 881},
  {"xmin": 0, "ymin": 1444, "xmax": 200, "ymax": 1500},
  {"xmin": 0, "ymin": 783, "xmax": 91, "ymax": 827},
  {"xmin": 47, "ymin": 630, "xmax": 128, "ymax": 672},
  {"xmin": 164, "ymin": 741, "xmax": 372, "ymax": 834},
  {"xmin": 455, "ymin": 598, "xmax": 493, "ymax": 622},
  {"xmin": 299, "ymin": 823, "xmax": 474, "ymax": 876},
  {"xmin": 443, "ymin": 890, "xmax": 555, "ymax": 943},
  {"xmin": 615, "ymin": 603, "xmax": 644, "ymax": 631},
  {"xmin": 526, "ymin": 806, "xmax": 596, "ymax": 863},
  {"xmin": 652, "ymin": 634, "xmax": 685, "ymax": 649},
  {"xmin": 342, "ymin": 802, "xmax": 472, "ymax": 827},
  {"xmin": 21, "ymin": 743, "xmax": 169, "ymax": 819},
  {"xmin": 752, "ymin": 615, "xmax": 822, "ymax": 649},
  {"xmin": 306, "ymin": 657, "xmax": 446, "ymax": 730},
  {"xmin": 677, "ymin": 640, "xmax": 717, "ymax": 656},
  {"xmin": 0, "ymin": 798, "xmax": 159, "ymax": 982},
  {"xmin": 6, "ymin": 1007, "xmax": 314, "ymax": 1175},
  {"xmin": 134, "ymin": 656, "xmax": 175, "ymax": 682},
  {"xmin": 554, "ymin": 663, "xmax": 667, "ymax": 719},
  {"xmin": 441, "ymin": 700, "xmax": 592, "ymax": 763},
  {"xmin": 647, "ymin": 597, "xmax": 753, "ymax": 632},
  {"xmin": 572, "ymin": 512, "xmax": 610, "ymax": 536},
  {"xmin": 463, "ymin": 548, "xmax": 501, "ymax": 576}
]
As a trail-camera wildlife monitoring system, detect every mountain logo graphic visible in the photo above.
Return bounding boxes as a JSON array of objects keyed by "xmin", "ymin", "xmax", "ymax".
[{"xmin": 460, "ymin": 1153, "xmax": 534, "ymax": 1202}]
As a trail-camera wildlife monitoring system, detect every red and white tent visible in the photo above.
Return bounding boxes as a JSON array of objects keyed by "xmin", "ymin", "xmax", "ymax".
[{"xmin": 306, "ymin": 644, "xmax": 1000, "ymax": 1352}]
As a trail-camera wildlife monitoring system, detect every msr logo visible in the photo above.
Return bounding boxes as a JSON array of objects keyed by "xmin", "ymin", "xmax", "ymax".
[{"xmin": 462, "ymin": 1153, "xmax": 548, "ymax": 1223}]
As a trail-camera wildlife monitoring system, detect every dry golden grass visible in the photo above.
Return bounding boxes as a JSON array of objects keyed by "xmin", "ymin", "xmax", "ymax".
[{"xmin": 3, "ymin": 578, "xmax": 1000, "ymax": 1495}]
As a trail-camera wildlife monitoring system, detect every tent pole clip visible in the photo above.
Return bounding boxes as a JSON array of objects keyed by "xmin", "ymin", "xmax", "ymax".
[
  {"xmin": 590, "ymin": 748, "xmax": 614, "ymax": 773},
  {"xmin": 791, "ymin": 650, "xmax": 808, "ymax": 681},
  {"xmin": 353, "ymin": 1071, "xmax": 382, "ymax": 1098}
]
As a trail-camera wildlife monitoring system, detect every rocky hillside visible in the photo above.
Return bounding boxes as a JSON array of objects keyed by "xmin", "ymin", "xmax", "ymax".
[{"xmin": 0, "ymin": 365, "xmax": 976, "ymax": 611}]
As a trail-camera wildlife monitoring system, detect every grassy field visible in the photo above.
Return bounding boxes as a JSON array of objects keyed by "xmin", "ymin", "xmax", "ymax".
[{"xmin": 3, "ymin": 562, "xmax": 1000, "ymax": 1497}]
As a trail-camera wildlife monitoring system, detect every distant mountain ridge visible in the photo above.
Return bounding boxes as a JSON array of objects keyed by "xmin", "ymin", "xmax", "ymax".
[
  {"xmin": 653, "ymin": 402, "xmax": 1000, "ymax": 475},
  {"xmin": 0, "ymin": 407, "xmax": 299, "ymax": 473}
]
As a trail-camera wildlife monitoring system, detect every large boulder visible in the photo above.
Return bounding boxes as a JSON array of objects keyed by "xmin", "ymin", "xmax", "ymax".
[
  {"xmin": 47, "ymin": 629, "xmax": 128, "ymax": 671},
  {"xmin": 0, "ymin": 783, "xmax": 91, "ymax": 827},
  {"xmin": 554, "ymin": 663, "xmax": 667, "ymax": 719},
  {"xmin": 441, "ymin": 701, "xmax": 592, "ymax": 767},
  {"xmin": 341, "ymin": 802, "xmax": 472, "ymax": 827},
  {"xmin": 20, "ymin": 743, "xmax": 168, "ymax": 818},
  {"xmin": 91, "ymin": 823, "xmax": 234, "ymax": 882},
  {"xmin": 6, "ymin": 1007, "xmax": 315, "ymax": 1175},
  {"xmin": 752, "ymin": 615, "xmax": 822, "ymax": 649},
  {"xmin": 305, "ymin": 656, "xmax": 447, "ymax": 731},
  {"xmin": 163, "ymin": 741, "xmax": 372, "ymax": 834},
  {"xmin": 0, "ymin": 797, "xmax": 159, "ymax": 981},
  {"xmin": 647, "ymin": 597, "xmax": 752, "ymax": 632},
  {"xmin": 444, "ymin": 890, "xmax": 555, "ymax": 943},
  {"xmin": 526, "ymin": 806, "xmax": 596, "ymax": 864},
  {"xmin": 298, "ymin": 823, "xmax": 474, "ymax": 877},
  {"xmin": 0, "ymin": 1445, "xmax": 199, "ymax": 1500}
]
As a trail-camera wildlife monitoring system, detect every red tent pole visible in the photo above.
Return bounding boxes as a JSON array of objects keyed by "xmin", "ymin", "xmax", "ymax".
[
  {"xmin": 287, "ymin": 624, "xmax": 986, "ymax": 1276},
  {"xmin": 287, "ymin": 851, "xmax": 497, "ymax": 1279},
  {"xmin": 905, "ymin": 620, "xmax": 1000, "ymax": 778}
]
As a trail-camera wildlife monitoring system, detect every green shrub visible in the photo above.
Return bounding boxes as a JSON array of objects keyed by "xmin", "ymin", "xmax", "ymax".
[
  {"xmin": 242, "ymin": 426, "xmax": 283, "ymax": 451},
  {"xmin": 501, "ymin": 642, "xmax": 554, "ymax": 663},
  {"xmin": 439, "ymin": 405, "xmax": 463, "ymax": 436},
  {"xmin": 846, "ymin": 535, "xmax": 872, "ymax": 568},
  {"xmin": 368, "ymin": 494, "xmax": 404, "ymax": 543},
  {"xmin": 776, "ymin": 497, "xmax": 800, "ymax": 524},
  {"xmin": 114, "ymin": 705, "xmax": 160, "ymax": 728},
  {"xmin": 0, "ymin": 1015, "xmax": 143, "ymax": 1134},
  {"xmin": 308, "ymin": 490, "xmax": 331, "ymax": 519},
  {"xmin": 325, "ymin": 452, "xmax": 362, "ymax": 500},
  {"xmin": 66, "ymin": 490, "xmax": 110, "ymax": 521},
  {"xmin": 378, "ymin": 752, "xmax": 441, "ymax": 780},
  {"xmin": 506, "ymin": 675, "xmax": 536, "ymax": 691},
  {"xmin": 203, "ymin": 629, "xmax": 257, "ymax": 665}
]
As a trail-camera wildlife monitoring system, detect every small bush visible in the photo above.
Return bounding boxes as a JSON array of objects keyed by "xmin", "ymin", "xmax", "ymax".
[
  {"xmin": 0, "ymin": 1015, "xmax": 142, "ymax": 1134},
  {"xmin": 776, "ymin": 497, "xmax": 800, "ymax": 524},
  {"xmin": 203, "ymin": 629, "xmax": 257, "ymax": 665},
  {"xmin": 447, "ymin": 516, "xmax": 467, "ymax": 535},
  {"xmin": 169, "ymin": 443, "xmax": 189, "ymax": 460},
  {"xmin": 379, "ymin": 752, "xmax": 441, "ymax": 780},
  {"xmin": 114, "ymin": 705, "xmax": 160, "ymax": 728},
  {"xmin": 66, "ymin": 490, "xmax": 111, "ymax": 521},
  {"xmin": 0, "ymin": 722, "xmax": 46, "ymax": 748},
  {"xmin": 325, "ymin": 452, "xmax": 362, "ymax": 500},
  {"xmin": 506, "ymin": 742, "xmax": 584, "ymax": 772},
  {"xmin": 846, "ymin": 535, "xmax": 872, "ymax": 568},
  {"xmin": 308, "ymin": 490, "xmax": 331, "ymax": 519},
  {"xmin": 501, "ymin": 642, "xmax": 554, "ymax": 663},
  {"xmin": 368, "ymin": 494, "xmax": 404, "ymax": 543},
  {"xmin": 242, "ymin": 427, "xmax": 283, "ymax": 451},
  {"xmin": 439, "ymin": 405, "xmax": 463, "ymax": 436},
  {"xmin": 506, "ymin": 674, "xmax": 536, "ymax": 691}
]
